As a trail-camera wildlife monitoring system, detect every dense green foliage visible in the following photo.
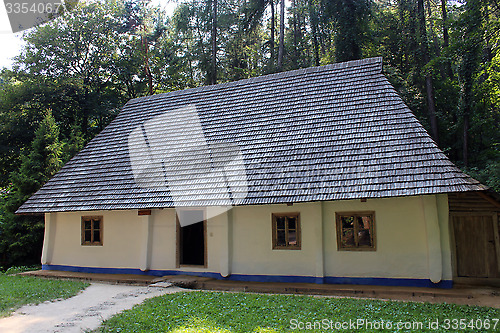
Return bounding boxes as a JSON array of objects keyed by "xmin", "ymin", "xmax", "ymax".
[
  {"xmin": 0, "ymin": 111, "xmax": 63, "ymax": 266},
  {"xmin": 0, "ymin": 0, "xmax": 499, "ymax": 266},
  {"xmin": 0, "ymin": 267, "xmax": 89, "ymax": 317},
  {"xmin": 98, "ymin": 291, "xmax": 500, "ymax": 332}
]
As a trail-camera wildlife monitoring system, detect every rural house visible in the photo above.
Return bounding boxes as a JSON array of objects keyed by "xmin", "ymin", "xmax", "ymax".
[{"xmin": 17, "ymin": 57, "xmax": 500, "ymax": 287}]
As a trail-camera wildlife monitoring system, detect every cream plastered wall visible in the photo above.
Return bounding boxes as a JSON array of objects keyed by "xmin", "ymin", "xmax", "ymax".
[
  {"xmin": 47, "ymin": 210, "xmax": 142, "ymax": 268},
  {"xmin": 45, "ymin": 207, "xmax": 227, "ymax": 274},
  {"xmin": 320, "ymin": 194, "xmax": 452, "ymax": 280},
  {"xmin": 231, "ymin": 202, "xmax": 322, "ymax": 277},
  {"xmin": 44, "ymin": 194, "xmax": 451, "ymax": 281}
]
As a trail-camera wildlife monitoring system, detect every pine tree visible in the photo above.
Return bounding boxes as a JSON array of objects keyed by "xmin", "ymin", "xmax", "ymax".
[{"xmin": 0, "ymin": 110, "xmax": 63, "ymax": 267}]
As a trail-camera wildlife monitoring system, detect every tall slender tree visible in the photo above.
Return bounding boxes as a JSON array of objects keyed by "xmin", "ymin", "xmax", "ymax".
[
  {"xmin": 277, "ymin": 0, "xmax": 285, "ymax": 70},
  {"xmin": 211, "ymin": 0, "xmax": 218, "ymax": 84},
  {"xmin": 440, "ymin": 0, "xmax": 452, "ymax": 78},
  {"xmin": 239, "ymin": 0, "xmax": 277, "ymax": 71},
  {"xmin": 270, "ymin": 0, "xmax": 276, "ymax": 69},
  {"xmin": 457, "ymin": 0, "xmax": 483, "ymax": 166},
  {"xmin": 417, "ymin": 0, "xmax": 439, "ymax": 144},
  {"xmin": 292, "ymin": 0, "xmax": 299, "ymax": 68},
  {"xmin": 308, "ymin": 0, "xmax": 321, "ymax": 66}
]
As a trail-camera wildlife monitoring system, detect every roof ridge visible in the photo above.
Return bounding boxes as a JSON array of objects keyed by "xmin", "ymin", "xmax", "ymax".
[{"xmin": 129, "ymin": 57, "xmax": 383, "ymax": 104}]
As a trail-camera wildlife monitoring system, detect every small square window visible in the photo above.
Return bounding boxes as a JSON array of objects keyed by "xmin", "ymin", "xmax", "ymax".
[
  {"xmin": 81, "ymin": 216, "xmax": 103, "ymax": 246},
  {"xmin": 336, "ymin": 212, "xmax": 375, "ymax": 251},
  {"xmin": 272, "ymin": 213, "xmax": 301, "ymax": 250}
]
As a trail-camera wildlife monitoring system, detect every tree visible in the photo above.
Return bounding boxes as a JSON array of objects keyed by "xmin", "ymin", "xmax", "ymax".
[
  {"xmin": 440, "ymin": 0, "xmax": 452, "ymax": 78},
  {"xmin": 239, "ymin": 0, "xmax": 276, "ymax": 71},
  {"xmin": 0, "ymin": 110, "xmax": 63, "ymax": 266},
  {"xmin": 308, "ymin": 0, "xmax": 321, "ymax": 66},
  {"xmin": 322, "ymin": 0, "xmax": 371, "ymax": 62},
  {"xmin": 0, "ymin": 70, "xmax": 80, "ymax": 185},
  {"xmin": 211, "ymin": 0, "xmax": 218, "ymax": 84},
  {"xmin": 270, "ymin": 0, "xmax": 276, "ymax": 69},
  {"xmin": 455, "ymin": 0, "xmax": 483, "ymax": 166},
  {"xmin": 417, "ymin": 0, "xmax": 439, "ymax": 144},
  {"xmin": 277, "ymin": 0, "xmax": 285, "ymax": 70},
  {"xmin": 18, "ymin": 0, "xmax": 136, "ymax": 139}
]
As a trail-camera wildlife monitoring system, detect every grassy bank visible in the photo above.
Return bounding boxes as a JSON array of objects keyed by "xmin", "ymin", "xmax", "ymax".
[{"xmin": 0, "ymin": 267, "xmax": 89, "ymax": 317}]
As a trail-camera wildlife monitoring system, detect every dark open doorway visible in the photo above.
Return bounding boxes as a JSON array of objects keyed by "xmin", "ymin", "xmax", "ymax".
[{"xmin": 177, "ymin": 210, "xmax": 206, "ymax": 266}]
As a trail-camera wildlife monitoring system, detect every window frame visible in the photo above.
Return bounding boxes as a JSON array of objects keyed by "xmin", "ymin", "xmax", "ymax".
[
  {"xmin": 336, "ymin": 211, "xmax": 376, "ymax": 251},
  {"xmin": 272, "ymin": 213, "xmax": 301, "ymax": 250},
  {"xmin": 81, "ymin": 216, "xmax": 103, "ymax": 246}
]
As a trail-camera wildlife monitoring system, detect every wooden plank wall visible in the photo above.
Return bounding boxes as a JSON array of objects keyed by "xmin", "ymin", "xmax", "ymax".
[
  {"xmin": 449, "ymin": 192, "xmax": 500, "ymax": 284},
  {"xmin": 448, "ymin": 192, "xmax": 500, "ymax": 213}
]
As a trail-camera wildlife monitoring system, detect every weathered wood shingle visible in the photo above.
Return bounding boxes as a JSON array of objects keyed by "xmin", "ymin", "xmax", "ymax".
[{"xmin": 16, "ymin": 57, "xmax": 487, "ymax": 213}]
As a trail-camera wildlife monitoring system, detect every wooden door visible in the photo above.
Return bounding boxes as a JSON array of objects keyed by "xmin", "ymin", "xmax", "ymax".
[{"xmin": 452, "ymin": 214, "xmax": 500, "ymax": 278}]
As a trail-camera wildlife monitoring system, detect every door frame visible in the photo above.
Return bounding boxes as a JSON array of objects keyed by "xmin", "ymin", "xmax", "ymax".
[
  {"xmin": 176, "ymin": 208, "xmax": 208, "ymax": 268},
  {"xmin": 450, "ymin": 212, "xmax": 500, "ymax": 286}
]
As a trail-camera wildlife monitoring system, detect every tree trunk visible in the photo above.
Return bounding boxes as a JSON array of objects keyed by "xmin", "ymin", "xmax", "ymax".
[
  {"xmin": 211, "ymin": 0, "xmax": 217, "ymax": 84},
  {"xmin": 277, "ymin": 0, "xmax": 285, "ymax": 71},
  {"xmin": 463, "ymin": 114, "xmax": 469, "ymax": 166},
  {"xmin": 292, "ymin": 0, "xmax": 298, "ymax": 68},
  {"xmin": 309, "ymin": 1, "xmax": 320, "ymax": 67},
  {"xmin": 417, "ymin": 0, "xmax": 439, "ymax": 145},
  {"xmin": 142, "ymin": 35, "xmax": 153, "ymax": 95},
  {"xmin": 426, "ymin": 0, "xmax": 440, "ymax": 55},
  {"xmin": 82, "ymin": 85, "xmax": 89, "ymax": 139},
  {"xmin": 425, "ymin": 76, "xmax": 439, "ymax": 144},
  {"xmin": 440, "ymin": 0, "xmax": 452, "ymax": 78},
  {"xmin": 483, "ymin": 5, "xmax": 493, "ymax": 63},
  {"xmin": 270, "ymin": 0, "xmax": 275, "ymax": 69}
]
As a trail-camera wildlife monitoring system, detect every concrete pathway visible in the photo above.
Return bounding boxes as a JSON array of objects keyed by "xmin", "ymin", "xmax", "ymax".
[{"xmin": 0, "ymin": 283, "xmax": 185, "ymax": 333}]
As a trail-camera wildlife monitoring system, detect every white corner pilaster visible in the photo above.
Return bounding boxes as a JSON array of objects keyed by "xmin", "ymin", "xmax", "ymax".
[
  {"xmin": 421, "ymin": 195, "xmax": 443, "ymax": 283},
  {"xmin": 219, "ymin": 209, "xmax": 232, "ymax": 277},
  {"xmin": 139, "ymin": 213, "xmax": 153, "ymax": 271},
  {"xmin": 41, "ymin": 212, "xmax": 55, "ymax": 265},
  {"xmin": 315, "ymin": 202, "xmax": 325, "ymax": 283}
]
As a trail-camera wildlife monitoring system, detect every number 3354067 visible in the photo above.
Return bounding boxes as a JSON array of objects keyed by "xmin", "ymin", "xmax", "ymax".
[{"xmin": 5, "ymin": 2, "xmax": 65, "ymax": 14}]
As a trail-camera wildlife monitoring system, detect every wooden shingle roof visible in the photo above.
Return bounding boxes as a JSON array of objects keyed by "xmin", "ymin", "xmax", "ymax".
[{"xmin": 17, "ymin": 57, "xmax": 487, "ymax": 214}]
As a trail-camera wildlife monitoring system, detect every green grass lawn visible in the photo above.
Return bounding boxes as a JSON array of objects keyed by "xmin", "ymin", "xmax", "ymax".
[
  {"xmin": 98, "ymin": 291, "xmax": 500, "ymax": 333},
  {"xmin": 0, "ymin": 267, "xmax": 89, "ymax": 317}
]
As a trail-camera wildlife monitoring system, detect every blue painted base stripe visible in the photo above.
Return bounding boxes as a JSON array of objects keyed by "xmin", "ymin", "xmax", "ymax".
[
  {"xmin": 324, "ymin": 276, "xmax": 453, "ymax": 289},
  {"xmin": 226, "ymin": 273, "xmax": 316, "ymax": 284},
  {"xmin": 42, "ymin": 264, "xmax": 222, "ymax": 279},
  {"xmin": 42, "ymin": 264, "xmax": 452, "ymax": 288}
]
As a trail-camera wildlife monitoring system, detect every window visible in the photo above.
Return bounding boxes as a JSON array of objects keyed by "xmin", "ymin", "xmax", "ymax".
[
  {"xmin": 272, "ymin": 213, "xmax": 301, "ymax": 250},
  {"xmin": 81, "ymin": 216, "xmax": 103, "ymax": 246},
  {"xmin": 336, "ymin": 212, "xmax": 375, "ymax": 251}
]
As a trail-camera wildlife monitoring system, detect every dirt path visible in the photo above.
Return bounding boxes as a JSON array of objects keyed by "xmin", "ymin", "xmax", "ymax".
[{"xmin": 0, "ymin": 283, "xmax": 185, "ymax": 333}]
